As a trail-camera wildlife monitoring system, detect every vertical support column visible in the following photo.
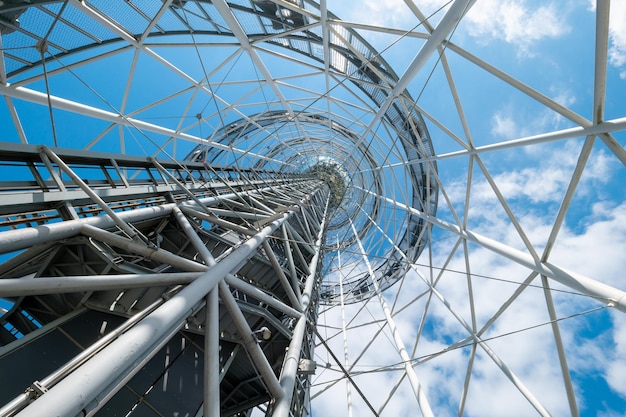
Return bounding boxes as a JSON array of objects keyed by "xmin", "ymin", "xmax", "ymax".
[
  {"xmin": 263, "ymin": 240, "xmax": 302, "ymax": 311},
  {"xmin": 282, "ymin": 224, "xmax": 303, "ymax": 303},
  {"xmin": 541, "ymin": 276, "xmax": 578, "ymax": 417},
  {"xmin": 219, "ymin": 280, "xmax": 284, "ymax": 400},
  {"xmin": 172, "ymin": 206, "xmax": 216, "ymax": 267},
  {"xmin": 272, "ymin": 191, "xmax": 330, "ymax": 417},
  {"xmin": 14, "ymin": 210, "xmax": 295, "ymax": 417},
  {"xmin": 337, "ymin": 244, "xmax": 354, "ymax": 417},
  {"xmin": 172, "ymin": 205, "xmax": 220, "ymax": 417},
  {"xmin": 110, "ymin": 158, "xmax": 130, "ymax": 187},
  {"xmin": 38, "ymin": 149, "xmax": 66, "ymax": 191},
  {"xmin": 203, "ymin": 288, "xmax": 220, "ymax": 417}
]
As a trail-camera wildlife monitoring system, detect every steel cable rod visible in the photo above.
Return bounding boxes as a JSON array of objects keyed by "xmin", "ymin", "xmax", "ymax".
[
  {"xmin": 311, "ymin": 326, "xmax": 380, "ymax": 416},
  {"xmin": 335, "ymin": 305, "xmax": 608, "ymax": 377},
  {"xmin": 359, "ymin": 186, "xmax": 626, "ymax": 313},
  {"xmin": 348, "ymin": 218, "xmax": 435, "ymax": 417}
]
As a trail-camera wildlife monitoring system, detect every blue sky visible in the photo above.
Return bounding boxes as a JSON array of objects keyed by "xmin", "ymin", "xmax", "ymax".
[
  {"xmin": 310, "ymin": 1, "xmax": 626, "ymax": 417},
  {"xmin": 0, "ymin": 1, "xmax": 625, "ymax": 416}
]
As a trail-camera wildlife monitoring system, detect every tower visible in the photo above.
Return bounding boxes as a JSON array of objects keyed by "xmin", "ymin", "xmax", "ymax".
[{"xmin": 0, "ymin": 1, "xmax": 624, "ymax": 416}]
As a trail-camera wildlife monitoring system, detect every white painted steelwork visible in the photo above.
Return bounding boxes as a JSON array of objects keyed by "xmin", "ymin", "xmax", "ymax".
[{"xmin": 0, "ymin": 1, "xmax": 624, "ymax": 417}]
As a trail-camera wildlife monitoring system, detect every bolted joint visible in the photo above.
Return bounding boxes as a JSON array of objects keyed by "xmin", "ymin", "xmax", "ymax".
[
  {"xmin": 35, "ymin": 39, "xmax": 49, "ymax": 54},
  {"xmin": 26, "ymin": 381, "xmax": 48, "ymax": 400},
  {"xmin": 297, "ymin": 359, "xmax": 316, "ymax": 375}
]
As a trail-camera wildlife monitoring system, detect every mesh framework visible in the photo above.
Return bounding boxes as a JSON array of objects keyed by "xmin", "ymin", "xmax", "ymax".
[{"xmin": 0, "ymin": 1, "xmax": 625, "ymax": 417}]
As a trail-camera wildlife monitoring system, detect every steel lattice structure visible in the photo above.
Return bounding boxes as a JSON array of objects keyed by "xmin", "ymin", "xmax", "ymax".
[{"xmin": 0, "ymin": 1, "xmax": 625, "ymax": 416}]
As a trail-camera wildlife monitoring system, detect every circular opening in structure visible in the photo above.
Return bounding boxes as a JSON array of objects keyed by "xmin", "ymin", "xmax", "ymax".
[{"xmin": 308, "ymin": 159, "xmax": 348, "ymax": 210}]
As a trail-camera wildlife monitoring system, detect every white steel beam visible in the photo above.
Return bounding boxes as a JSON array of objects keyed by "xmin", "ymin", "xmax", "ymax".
[
  {"xmin": 0, "ymin": 182, "xmax": 304, "ymax": 255},
  {"xmin": 172, "ymin": 203, "xmax": 221, "ymax": 417},
  {"xmin": 0, "ymin": 34, "xmax": 7, "ymax": 85},
  {"xmin": 224, "ymin": 274, "xmax": 302, "ymax": 319},
  {"xmin": 181, "ymin": 206, "xmax": 257, "ymax": 236},
  {"xmin": 204, "ymin": 288, "xmax": 220, "ymax": 417},
  {"xmin": 0, "ymin": 83, "xmax": 285, "ymax": 165},
  {"xmin": 353, "ymin": 0, "xmax": 476, "ymax": 152},
  {"xmin": 138, "ymin": 0, "xmax": 172, "ymax": 44},
  {"xmin": 272, "ymin": 192, "xmax": 330, "ymax": 417},
  {"xmin": 41, "ymin": 147, "xmax": 150, "ymax": 245},
  {"xmin": 348, "ymin": 219, "xmax": 435, "ymax": 417},
  {"xmin": 173, "ymin": 206, "xmax": 215, "ymax": 266},
  {"xmin": 376, "ymin": 115, "xmax": 626, "ymax": 168},
  {"xmin": 416, "ymin": 270, "xmax": 553, "ymax": 417},
  {"xmin": 338, "ymin": 248, "xmax": 354, "ymax": 417},
  {"xmin": 80, "ymin": 224, "xmax": 206, "ymax": 272},
  {"xmin": 445, "ymin": 42, "xmax": 626, "ymax": 166},
  {"xmin": 355, "ymin": 198, "xmax": 554, "ymax": 416},
  {"xmin": 262, "ymin": 240, "xmax": 302, "ymax": 311},
  {"xmin": 4, "ymin": 96, "xmax": 29, "ymax": 144},
  {"xmin": 0, "ymin": 272, "xmax": 200, "ymax": 297},
  {"xmin": 593, "ymin": 0, "xmax": 609, "ymax": 124},
  {"xmin": 281, "ymin": 224, "xmax": 303, "ymax": 303},
  {"xmin": 219, "ymin": 279, "xmax": 285, "ymax": 400},
  {"xmin": 211, "ymin": 0, "xmax": 315, "ymax": 152},
  {"xmin": 541, "ymin": 276, "xmax": 578, "ymax": 417},
  {"xmin": 14, "ymin": 208, "xmax": 294, "ymax": 417},
  {"xmin": 68, "ymin": 0, "xmax": 137, "ymax": 45},
  {"xmin": 211, "ymin": 0, "xmax": 294, "ymax": 116},
  {"xmin": 360, "ymin": 187, "xmax": 626, "ymax": 313}
]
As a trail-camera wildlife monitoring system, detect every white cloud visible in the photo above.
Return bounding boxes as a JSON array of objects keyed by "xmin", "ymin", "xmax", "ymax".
[
  {"xmin": 491, "ymin": 113, "xmax": 518, "ymax": 138},
  {"xmin": 488, "ymin": 85, "xmax": 577, "ymax": 142},
  {"xmin": 588, "ymin": 0, "xmax": 626, "ymax": 77},
  {"xmin": 312, "ymin": 193, "xmax": 626, "ymax": 416},
  {"xmin": 333, "ymin": 0, "xmax": 570, "ymax": 55},
  {"xmin": 598, "ymin": 410, "xmax": 626, "ymax": 417},
  {"xmin": 328, "ymin": 0, "xmax": 470, "ymax": 38},
  {"xmin": 550, "ymin": 201, "xmax": 626, "ymax": 289},
  {"xmin": 443, "ymin": 141, "xmax": 617, "ymax": 238},
  {"xmin": 608, "ymin": 1, "xmax": 626, "ymax": 77},
  {"xmin": 307, "ymin": 3, "xmax": 625, "ymax": 417},
  {"xmin": 550, "ymin": 87, "xmax": 577, "ymax": 109},
  {"xmin": 423, "ymin": 204, "xmax": 626, "ymax": 416},
  {"xmin": 606, "ymin": 313, "xmax": 626, "ymax": 396},
  {"xmin": 381, "ymin": 137, "xmax": 625, "ymax": 414},
  {"xmin": 464, "ymin": 0, "xmax": 570, "ymax": 55}
]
